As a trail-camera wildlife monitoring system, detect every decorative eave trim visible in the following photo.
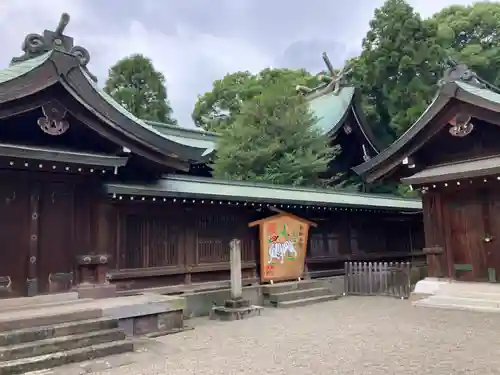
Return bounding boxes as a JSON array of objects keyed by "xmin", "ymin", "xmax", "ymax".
[
  {"xmin": 105, "ymin": 175, "xmax": 422, "ymax": 211},
  {"xmin": 0, "ymin": 142, "xmax": 129, "ymax": 167}
]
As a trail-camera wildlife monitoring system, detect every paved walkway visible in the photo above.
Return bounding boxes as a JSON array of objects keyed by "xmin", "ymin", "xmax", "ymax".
[{"xmin": 36, "ymin": 297, "xmax": 500, "ymax": 375}]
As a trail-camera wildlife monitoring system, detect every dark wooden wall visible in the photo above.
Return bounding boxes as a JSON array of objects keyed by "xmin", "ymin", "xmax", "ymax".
[
  {"xmin": 0, "ymin": 169, "xmax": 102, "ymax": 297},
  {"xmin": 108, "ymin": 202, "xmax": 261, "ymax": 290},
  {"xmin": 107, "ymin": 201, "xmax": 424, "ymax": 290},
  {"xmin": 0, "ymin": 169, "xmax": 424, "ymax": 296}
]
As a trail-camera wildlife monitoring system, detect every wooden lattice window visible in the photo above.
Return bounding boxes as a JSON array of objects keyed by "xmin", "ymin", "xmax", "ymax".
[
  {"xmin": 123, "ymin": 214, "xmax": 180, "ymax": 269},
  {"xmin": 196, "ymin": 209, "xmax": 257, "ymax": 264},
  {"xmin": 308, "ymin": 225, "xmax": 340, "ymax": 258}
]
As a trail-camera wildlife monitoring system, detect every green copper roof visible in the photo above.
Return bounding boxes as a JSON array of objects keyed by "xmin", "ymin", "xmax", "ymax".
[
  {"xmin": 0, "ymin": 52, "xmax": 52, "ymax": 84},
  {"xmin": 145, "ymin": 120, "xmax": 217, "ymax": 156},
  {"xmin": 456, "ymin": 80, "xmax": 500, "ymax": 104},
  {"xmin": 80, "ymin": 70, "xmax": 213, "ymax": 158},
  {"xmin": 105, "ymin": 175, "xmax": 422, "ymax": 210},
  {"xmin": 307, "ymin": 86, "xmax": 355, "ymax": 135}
]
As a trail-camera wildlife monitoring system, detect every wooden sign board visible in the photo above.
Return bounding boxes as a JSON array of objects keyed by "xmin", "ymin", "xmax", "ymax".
[{"xmin": 249, "ymin": 210, "xmax": 316, "ymax": 283}]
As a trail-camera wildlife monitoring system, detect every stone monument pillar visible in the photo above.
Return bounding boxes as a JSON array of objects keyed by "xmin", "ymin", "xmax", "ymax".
[
  {"xmin": 230, "ymin": 239, "xmax": 243, "ymax": 300},
  {"xmin": 210, "ymin": 239, "xmax": 262, "ymax": 320}
]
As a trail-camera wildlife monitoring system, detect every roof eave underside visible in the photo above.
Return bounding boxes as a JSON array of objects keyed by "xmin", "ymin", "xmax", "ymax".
[
  {"xmin": 0, "ymin": 51, "xmax": 212, "ymax": 164},
  {"xmin": 352, "ymin": 82, "xmax": 459, "ymax": 182},
  {"xmin": 351, "ymin": 90, "xmax": 382, "ymax": 153},
  {"xmin": 401, "ymin": 155, "xmax": 500, "ymax": 185},
  {"xmin": 105, "ymin": 176, "xmax": 422, "ymax": 211}
]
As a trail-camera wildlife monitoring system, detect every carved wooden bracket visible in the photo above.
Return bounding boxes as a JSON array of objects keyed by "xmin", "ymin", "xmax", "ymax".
[
  {"xmin": 75, "ymin": 254, "xmax": 111, "ymax": 285},
  {"xmin": 76, "ymin": 254, "xmax": 110, "ymax": 265}
]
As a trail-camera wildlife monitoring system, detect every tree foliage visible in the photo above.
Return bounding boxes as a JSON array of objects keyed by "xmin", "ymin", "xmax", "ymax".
[
  {"xmin": 349, "ymin": 0, "xmax": 443, "ymax": 139},
  {"xmin": 104, "ymin": 54, "xmax": 177, "ymax": 125},
  {"xmin": 430, "ymin": 2, "xmax": 500, "ymax": 86},
  {"xmin": 212, "ymin": 82, "xmax": 337, "ymax": 186},
  {"xmin": 192, "ymin": 68, "xmax": 323, "ymax": 132}
]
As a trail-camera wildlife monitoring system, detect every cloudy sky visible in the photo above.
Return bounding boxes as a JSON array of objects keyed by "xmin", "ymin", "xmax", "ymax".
[{"xmin": 0, "ymin": 0, "xmax": 474, "ymax": 127}]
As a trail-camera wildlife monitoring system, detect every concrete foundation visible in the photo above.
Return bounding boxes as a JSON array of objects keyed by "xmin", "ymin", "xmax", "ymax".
[
  {"xmin": 98, "ymin": 294, "xmax": 186, "ymax": 336},
  {"xmin": 183, "ymin": 276, "xmax": 344, "ymax": 318},
  {"xmin": 210, "ymin": 304, "xmax": 263, "ymax": 321},
  {"xmin": 74, "ymin": 283, "xmax": 117, "ymax": 299}
]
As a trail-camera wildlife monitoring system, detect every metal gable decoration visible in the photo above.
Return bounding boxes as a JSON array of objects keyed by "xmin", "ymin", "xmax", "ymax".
[
  {"xmin": 37, "ymin": 101, "xmax": 70, "ymax": 136},
  {"xmin": 10, "ymin": 13, "xmax": 97, "ymax": 82}
]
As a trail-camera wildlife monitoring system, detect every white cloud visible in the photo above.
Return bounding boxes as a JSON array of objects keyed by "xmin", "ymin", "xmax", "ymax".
[{"xmin": 84, "ymin": 20, "xmax": 271, "ymax": 126}]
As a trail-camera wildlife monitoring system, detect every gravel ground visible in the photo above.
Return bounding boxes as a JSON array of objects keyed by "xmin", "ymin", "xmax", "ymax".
[{"xmin": 40, "ymin": 297, "xmax": 500, "ymax": 375}]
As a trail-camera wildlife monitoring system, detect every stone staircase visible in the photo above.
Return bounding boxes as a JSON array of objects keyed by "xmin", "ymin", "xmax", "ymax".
[
  {"xmin": 0, "ymin": 299, "xmax": 133, "ymax": 375},
  {"xmin": 413, "ymin": 281, "xmax": 500, "ymax": 313},
  {"xmin": 263, "ymin": 279, "xmax": 339, "ymax": 308}
]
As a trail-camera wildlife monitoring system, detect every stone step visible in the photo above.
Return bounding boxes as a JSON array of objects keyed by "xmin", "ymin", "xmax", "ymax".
[
  {"xmin": 0, "ymin": 299, "xmax": 93, "ymax": 313},
  {"xmin": 0, "ymin": 293, "xmax": 78, "ymax": 312},
  {"xmin": 0, "ymin": 339, "xmax": 133, "ymax": 375},
  {"xmin": 0, "ymin": 318, "xmax": 118, "ymax": 347},
  {"xmin": 275, "ymin": 294, "xmax": 340, "ymax": 308},
  {"xmin": 436, "ymin": 291, "xmax": 500, "ymax": 302},
  {"xmin": 414, "ymin": 297, "xmax": 500, "ymax": 313},
  {"xmin": 0, "ymin": 328, "xmax": 125, "ymax": 362},
  {"xmin": 0, "ymin": 307, "xmax": 102, "ymax": 332},
  {"xmin": 414, "ymin": 295, "xmax": 500, "ymax": 310},
  {"xmin": 269, "ymin": 287, "xmax": 330, "ymax": 303},
  {"xmin": 262, "ymin": 280, "xmax": 321, "ymax": 295},
  {"xmin": 439, "ymin": 281, "xmax": 500, "ymax": 294}
]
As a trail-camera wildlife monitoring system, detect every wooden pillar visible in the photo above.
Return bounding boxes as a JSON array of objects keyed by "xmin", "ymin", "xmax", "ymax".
[
  {"xmin": 423, "ymin": 246, "xmax": 445, "ymax": 278},
  {"xmin": 73, "ymin": 199, "xmax": 116, "ymax": 298},
  {"xmin": 422, "ymin": 192, "xmax": 447, "ymax": 278},
  {"xmin": 184, "ymin": 209, "xmax": 196, "ymax": 285},
  {"xmin": 95, "ymin": 200, "xmax": 113, "ymax": 256},
  {"xmin": 27, "ymin": 183, "xmax": 40, "ymax": 296}
]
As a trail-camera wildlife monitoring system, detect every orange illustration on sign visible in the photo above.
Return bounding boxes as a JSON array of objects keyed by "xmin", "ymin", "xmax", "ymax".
[{"xmin": 248, "ymin": 209, "xmax": 316, "ymax": 282}]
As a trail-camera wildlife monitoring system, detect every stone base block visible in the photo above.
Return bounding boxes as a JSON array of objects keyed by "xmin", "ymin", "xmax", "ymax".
[
  {"xmin": 118, "ymin": 309, "xmax": 185, "ymax": 336},
  {"xmin": 75, "ymin": 283, "xmax": 117, "ymax": 299},
  {"xmin": 210, "ymin": 303, "xmax": 263, "ymax": 321},
  {"xmin": 224, "ymin": 298, "xmax": 250, "ymax": 309}
]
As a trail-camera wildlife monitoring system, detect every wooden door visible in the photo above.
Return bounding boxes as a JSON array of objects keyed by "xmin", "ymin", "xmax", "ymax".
[
  {"xmin": 484, "ymin": 191, "xmax": 500, "ymax": 282},
  {"xmin": 443, "ymin": 196, "xmax": 488, "ymax": 282},
  {"xmin": 0, "ymin": 181, "xmax": 30, "ymax": 297},
  {"xmin": 37, "ymin": 181, "xmax": 76, "ymax": 294}
]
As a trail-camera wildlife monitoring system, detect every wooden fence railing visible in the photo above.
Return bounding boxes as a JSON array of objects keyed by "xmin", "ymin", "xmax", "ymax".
[{"xmin": 344, "ymin": 261, "xmax": 412, "ymax": 299}]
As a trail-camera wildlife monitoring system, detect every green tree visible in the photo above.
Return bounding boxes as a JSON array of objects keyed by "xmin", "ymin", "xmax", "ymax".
[
  {"xmin": 212, "ymin": 82, "xmax": 337, "ymax": 186},
  {"xmin": 192, "ymin": 68, "xmax": 322, "ymax": 132},
  {"xmin": 104, "ymin": 54, "xmax": 177, "ymax": 124},
  {"xmin": 430, "ymin": 2, "xmax": 500, "ymax": 86},
  {"xmin": 349, "ymin": 0, "xmax": 443, "ymax": 138}
]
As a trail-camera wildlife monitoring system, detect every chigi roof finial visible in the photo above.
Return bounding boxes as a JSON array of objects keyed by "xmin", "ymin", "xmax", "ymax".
[
  {"xmin": 320, "ymin": 52, "xmax": 351, "ymax": 96},
  {"xmin": 296, "ymin": 52, "xmax": 352, "ymax": 96},
  {"xmin": 10, "ymin": 13, "xmax": 97, "ymax": 82}
]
